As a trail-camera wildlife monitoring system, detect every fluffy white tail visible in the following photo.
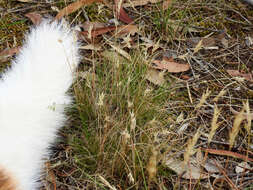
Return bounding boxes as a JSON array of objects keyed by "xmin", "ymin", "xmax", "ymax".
[{"xmin": 0, "ymin": 20, "xmax": 79, "ymax": 190}]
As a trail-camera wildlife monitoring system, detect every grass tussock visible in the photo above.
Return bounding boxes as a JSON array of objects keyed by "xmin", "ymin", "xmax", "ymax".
[{"xmin": 1, "ymin": 0, "xmax": 253, "ymax": 189}]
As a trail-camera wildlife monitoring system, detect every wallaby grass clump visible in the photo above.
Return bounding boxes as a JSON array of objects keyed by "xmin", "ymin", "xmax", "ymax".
[
  {"xmin": 69, "ymin": 51, "xmax": 173, "ymax": 189},
  {"xmin": 1, "ymin": 0, "xmax": 253, "ymax": 189}
]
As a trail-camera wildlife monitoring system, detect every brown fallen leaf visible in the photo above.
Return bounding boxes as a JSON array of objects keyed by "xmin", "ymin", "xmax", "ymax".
[
  {"xmin": 114, "ymin": 0, "xmax": 133, "ymax": 24},
  {"xmin": 80, "ymin": 26, "xmax": 117, "ymax": 38},
  {"xmin": 114, "ymin": 24, "xmax": 138, "ymax": 37},
  {"xmin": 25, "ymin": 12, "xmax": 42, "ymax": 25},
  {"xmin": 227, "ymin": 69, "xmax": 253, "ymax": 81},
  {"xmin": 0, "ymin": 47, "xmax": 20, "ymax": 62},
  {"xmin": 80, "ymin": 23, "xmax": 138, "ymax": 39},
  {"xmin": 165, "ymin": 157, "xmax": 208, "ymax": 179},
  {"xmin": 152, "ymin": 56, "xmax": 190, "ymax": 73},
  {"xmin": 55, "ymin": 0, "xmax": 103, "ymax": 20},
  {"xmin": 82, "ymin": 22, "xmax": 107, "ymax": 31}
]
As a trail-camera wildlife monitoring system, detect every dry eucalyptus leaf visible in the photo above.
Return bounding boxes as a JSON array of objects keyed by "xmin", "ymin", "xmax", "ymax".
[
  {"xmin": 165, "ymin": 158, "xmax": 208, "ymax": 179},
  {"xmin": 82, "ymin": 22, "xmax": 107, "ymax": 31},
  {"xmin": 152, "ymin": 57, "xmax": 190, "ymax": 73},
  {"xmin": 235, "ymin": 162, "xmax": 251, "ymax": 173},
  {"xmin": 203, "ymin": 159, "xmax": 220, "ymax": 173},
  {"xmin": 0, "ymin": 47, "xmax": 20, "ymax": 62},
  {"xmin": 114, "ymin": 0, "xmax": 133, "ymax": 24},
  {"xmin": 55, "ymin": 0, "xmax": 103, "ymax": 20},
  {"xmin": 25, "ymin": 12, "xmax": 42, "ymax": 25},
  {"xmin": 115, "ymin": 25, "xmax": 138, "ymax": 37},
  {"xmin": 227, "ymin": 69, "xmax": 253, "ymax": 81}
]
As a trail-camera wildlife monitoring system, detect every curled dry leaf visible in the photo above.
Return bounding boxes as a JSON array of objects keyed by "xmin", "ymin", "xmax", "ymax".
[
  {"xmin": 152, "ymin": 56, "xmax": 190, "ymax": 73},
  {"xmin": 0, "ymin": 47, "xmax": 20, "ymax": 62},
  {"xmin": 227, "ymin": 69, "xmax": 253, "ymax": 81},
  {"xmin": 55, "ymin": 0, "xmax": 103, "ymax": 20},
  {"xmin": 25, "ymin": 12, "xmax": 42, "ymax": 25}
]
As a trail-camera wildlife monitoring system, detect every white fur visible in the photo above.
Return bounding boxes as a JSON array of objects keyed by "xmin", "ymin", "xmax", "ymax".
[{"xmin": 0, "ymin": 20, "xmax": 79, "ymax": 190}]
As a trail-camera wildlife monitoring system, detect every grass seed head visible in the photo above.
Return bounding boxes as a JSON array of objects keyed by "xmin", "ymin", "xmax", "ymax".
[
  {"xmin": 184, "ymin": 130, "xmax": 200, "ymax": 165},
  {"xmin": 130, "ymin": 111, "xmax": 136, "ymax": 131},
  {"xmin": 208, "ymin": 104, "xmax": 220, "ymax": 144},
  {"xmin": 229, "ymin": 107, "xmax": 245, "ymax": 149},
  {"xmin": 196, "ymin": 89, "xmax": 211, "ymax": 109},
  {"xmin": 243, "ymin": 100, "xmax": 251, "ymax": 134},
  {"xmin": 213, "ymin": 89, "xmax": 226, "ymax": 102},
  {"xmin": 147, "ymin": 147, "xmax": 158, "ymax": 182}
]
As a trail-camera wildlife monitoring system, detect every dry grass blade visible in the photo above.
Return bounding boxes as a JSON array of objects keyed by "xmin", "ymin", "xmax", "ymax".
[
  {"xmin": 55, "ymin": 0, "xmax": 103, "ymax": 20},
  {"xmin": 208, "ymin": 105, "xmax": 220, "ymax": 144},
  {"xmin": 110, "ymin": 44, "xmax": 131, "ymax": 60},
  {"xmin": 98, "ymin": 175, "xmax": 117, "ymax": 190},
  {"xmin": 229, "ymin": 107, "xmax": 245, "ymax": 149}
]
